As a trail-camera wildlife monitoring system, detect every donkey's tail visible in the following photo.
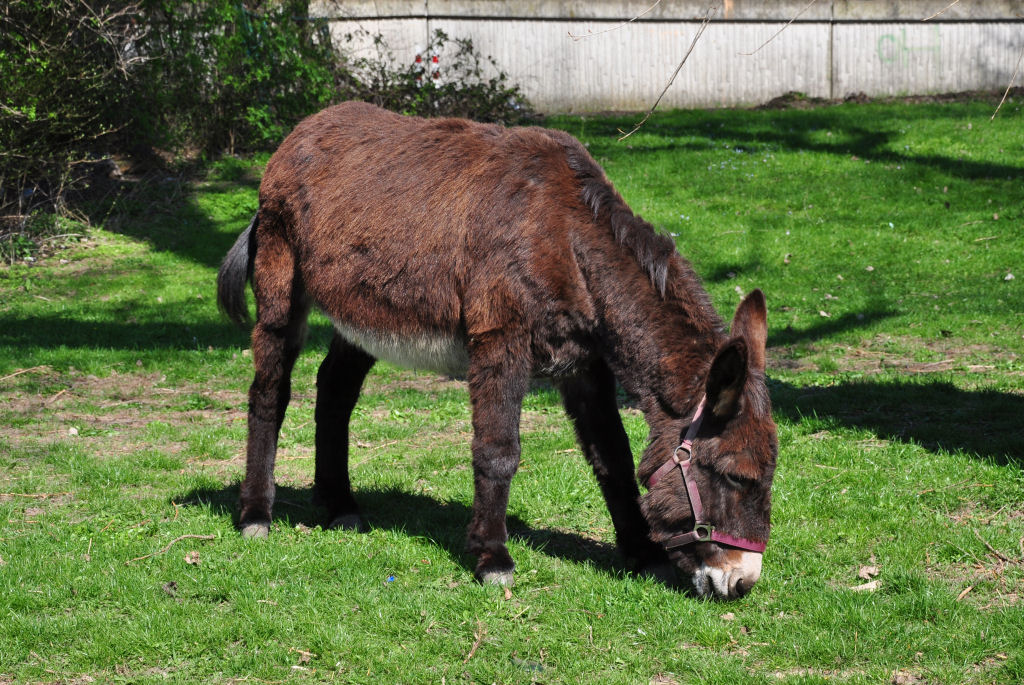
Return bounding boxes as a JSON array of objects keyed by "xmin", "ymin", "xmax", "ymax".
[{"xmin": 217, "ymin": 213, "xmax": 257, "ymax": 328}]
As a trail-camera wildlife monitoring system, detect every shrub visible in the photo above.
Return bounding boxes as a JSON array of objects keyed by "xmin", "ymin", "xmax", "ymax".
[
  {"xmin": 0, "ymin": 0, "xmax": 141, "ymax": 215},
  {"xmin": 129, "ymin": 0, "xmax": 346, "ymax": 154},
  {"xmin": 341, "ymin": 28, "xmax": 533, "ymax": 126}
]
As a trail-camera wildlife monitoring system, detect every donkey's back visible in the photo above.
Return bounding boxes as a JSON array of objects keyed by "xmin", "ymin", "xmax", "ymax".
[{"xmin": 233, "ymin": 101, "xmax": 597, "ymax": 376}]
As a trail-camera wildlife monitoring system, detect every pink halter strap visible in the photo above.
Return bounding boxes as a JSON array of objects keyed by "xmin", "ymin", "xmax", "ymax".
[{"xmin": 644, "ymin": 396, "xmax": 767, "ymax": 554}]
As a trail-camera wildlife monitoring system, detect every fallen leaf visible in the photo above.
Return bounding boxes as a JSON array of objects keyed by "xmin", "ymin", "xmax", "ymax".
[
  {"xmin": 858, "ymin": 565, "xmax": 880, "ymax": 580},
  {"xmin": 0, "ymin": 555, "xmax": 6, "ymax": 566},
  {"xmin": 290, "ymin": 647, "xmax": 316, "ymax": 664},
  {"xmin": 183, "ymin": 550, "xmax": 200, "ymax": 565},
  {"xmin": 720, "ymin": 612, "xmax": 735, "ymax": 621},
  {"xmin": 955, "ymin": 585, "xmax": 974, "ymax": 601},
  {"xmin": 850, "ymin": 580, "xmax": 879, "ymax": 592},
  {"xmin": 503, "ymin": 587, "xmax": 512, "ymax": 600}
]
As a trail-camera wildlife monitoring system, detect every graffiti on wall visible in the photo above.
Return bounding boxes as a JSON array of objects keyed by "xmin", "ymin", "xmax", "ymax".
[{"xmin": 877, "ymin": 26, "xmax": 942, "ymax": 66}]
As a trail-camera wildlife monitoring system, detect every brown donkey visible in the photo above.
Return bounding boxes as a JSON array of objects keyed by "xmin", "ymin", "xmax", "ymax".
[{"xmin": 217, "ymin": 102, "xmax": 778, "ymax": 599}]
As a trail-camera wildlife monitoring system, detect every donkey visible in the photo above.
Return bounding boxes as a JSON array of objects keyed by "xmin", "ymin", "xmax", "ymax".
[{"xmin": 217, "ymin": 101, "xmax": 777, "ymax": 599}]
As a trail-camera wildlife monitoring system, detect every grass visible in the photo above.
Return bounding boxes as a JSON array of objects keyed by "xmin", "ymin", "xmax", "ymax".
[{"xmin": 1, "ymin": 98, "xmax": 1023, "ymax": 684}]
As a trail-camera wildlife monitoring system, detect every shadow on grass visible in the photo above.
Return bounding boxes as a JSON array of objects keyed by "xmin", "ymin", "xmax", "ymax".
[
  {"xmin": 579, "ymin": 105, "xmax": 1024, "ymax": 182},
  {"xmin": 772, "ymin": 378, "xmax": 1024, "ymax": 467},
  {"xmin": 178, "ymin": 483, "xmax": 623, "ymax": 577},
  {"xmin": 90, "ymin": 168, "xmax": 259, "ymax": 269},
  {"xmin": 768, "ymin": 310, "xmax": 899, "ymax": 347},
  {"xmin": 0, "ymin": 315, "xmax": 335, "ymax": 352}
]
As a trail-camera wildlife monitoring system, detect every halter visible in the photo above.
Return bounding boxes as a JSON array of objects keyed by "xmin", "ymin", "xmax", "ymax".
[{"xmin": 644, "ymin": 396, "xmax": 767, "ymax": 554}]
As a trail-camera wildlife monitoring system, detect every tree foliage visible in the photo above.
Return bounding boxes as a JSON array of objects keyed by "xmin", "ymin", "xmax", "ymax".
[{"xmin": 0, "ymin": 0, "xmax": 532, "ymax": 234}]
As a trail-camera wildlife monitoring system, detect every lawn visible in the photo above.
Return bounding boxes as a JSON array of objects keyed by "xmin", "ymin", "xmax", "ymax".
[{"xmin": 1, "ymin": 98, "xmax": 1022, "ymax": 684}]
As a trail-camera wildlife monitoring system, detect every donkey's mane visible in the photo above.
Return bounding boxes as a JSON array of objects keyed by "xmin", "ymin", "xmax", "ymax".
[{"xmin": 558, "ymin": 141, "xmax": 678, "ymax": 298}]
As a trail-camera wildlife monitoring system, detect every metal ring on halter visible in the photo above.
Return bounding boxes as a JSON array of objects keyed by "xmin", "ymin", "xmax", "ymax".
[
  {"xmin": 693, "ymin": 523, "xmax": 714, "ymax": 542},
  {"xmin": 672, "ymin": 443, "xmax": 690, "ymax": 462}
]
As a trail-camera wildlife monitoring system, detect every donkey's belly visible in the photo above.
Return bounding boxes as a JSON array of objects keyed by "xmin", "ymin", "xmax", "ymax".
[{"xmin": 330, "ymin": 319, "xmax": 470, "ymax": 377}]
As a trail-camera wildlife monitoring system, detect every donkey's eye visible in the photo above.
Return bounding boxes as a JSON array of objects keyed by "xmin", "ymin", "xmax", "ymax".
[{"xmin": 723, "ymin": 473, "xmax": 752, "ymax": 489}]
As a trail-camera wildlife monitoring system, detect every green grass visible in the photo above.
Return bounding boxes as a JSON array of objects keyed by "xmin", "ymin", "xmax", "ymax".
[{"xmin": 1, "ymin": 99, "xmax": 1023, "ymax": 683}]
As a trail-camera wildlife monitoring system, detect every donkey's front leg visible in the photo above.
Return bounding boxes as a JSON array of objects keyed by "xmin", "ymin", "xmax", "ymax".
[
  {"xmin": 465, "ymin": 334, "xmax": 530, "ymax": 585},
  {"xmin": 557, "ymin": 360, "xmax": 672, "ymax": 582}
]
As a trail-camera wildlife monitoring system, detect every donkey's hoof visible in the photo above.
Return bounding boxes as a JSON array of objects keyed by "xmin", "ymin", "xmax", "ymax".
[
  {"xmin": 328, "ymin": 513, "xmax": 365, "ymax": 532},
  {"xmin": 240, "ymin": 522, "xmax": 270, "ymax": 539},
  {"xmin": 478, "ymin": 569, "xmax": 515, "ymax": 586}
]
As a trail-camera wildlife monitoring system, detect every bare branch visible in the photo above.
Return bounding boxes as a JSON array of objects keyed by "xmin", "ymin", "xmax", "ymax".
[
  {"xmin": 991, "ymin": 44, "xmax": 1024, "ymax": 121},
  {"xmin": 618, "ymin": 7, "xmax": 716, "ymax": 141},
  {"xmin": 739, "ymin": 0, "xmax": 819, "ymax": 56},
  {"xmin": 922, "ymin": 0, "xmax": 963, "ymax": 22},
  {"xmin": 569, "ymin": 0, "xmax": 664, "ymax": 41}
]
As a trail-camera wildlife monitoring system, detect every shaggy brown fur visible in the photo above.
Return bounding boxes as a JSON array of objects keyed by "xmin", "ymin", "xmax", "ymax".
[{"xmin": 218, "ymin": 102, "xmax": 777, "ymax": 596}]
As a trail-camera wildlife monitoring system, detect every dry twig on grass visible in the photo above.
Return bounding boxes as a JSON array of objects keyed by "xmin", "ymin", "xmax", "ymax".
[
  {"xmin": 0, "ymin": 491, "xmax": 71, "ymax": 499},
  {"xmin": 618, "ymin": 7, "xmax": 716, "ymax": 141},
  {"xmin": 125, "ymin": 534, "xmax": 216, "ymax": 565},
  {"xmin": 973, "ymin": 528, "xmax": 1012, "ymax": 564},
  {"xmin": 463, "ymin": 621, "xmax": 487, "ymax": 664},
  {"xmin": 0, "ymin": 365, "xmax": 51, "ymax": 383}
]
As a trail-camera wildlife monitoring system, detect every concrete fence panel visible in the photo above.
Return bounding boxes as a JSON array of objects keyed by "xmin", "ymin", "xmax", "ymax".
[{"xmin": 314, "ymin": 1, "xmax": 1024, "ymax": 111}]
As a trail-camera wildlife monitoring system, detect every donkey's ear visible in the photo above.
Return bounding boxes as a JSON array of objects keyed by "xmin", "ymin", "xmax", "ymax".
[
  {"xmin": 730, "ymin": 289, "xmax": 767, "ymax": 372},
  {"xmin": 706, "ymin": 338, "xmax": 748, "ymax": 420}
]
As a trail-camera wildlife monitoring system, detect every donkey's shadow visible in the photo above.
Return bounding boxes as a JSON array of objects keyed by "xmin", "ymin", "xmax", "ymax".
[{"xmin": 177, "ymin": 483, "xmax": 623, "ymax": 576}]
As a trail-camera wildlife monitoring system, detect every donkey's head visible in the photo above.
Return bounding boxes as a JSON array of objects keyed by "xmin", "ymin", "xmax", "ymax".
[{"xmin": 641, "ymin": 290, "xmax": 777, "ymax": 599}]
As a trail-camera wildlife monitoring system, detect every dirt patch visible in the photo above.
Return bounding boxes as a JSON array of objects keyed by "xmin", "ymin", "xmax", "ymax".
[
  {"xmin": 1, "ymin": 369, "xmax": 243, "ymax": 464},
  {"xmin": 769, "ymin": 334, "xmax": 1018, "ymax": 375},
  {"xmin": 757, "ymin": 88, "xmax": 1023, "ymax": 111},
  {"xmin": 891, "ymin": 669, "xmax": 927, "ymax": 685},
  {"xmin": 364, "ymin": 372, "xmax": 465, "ymax": 396}
]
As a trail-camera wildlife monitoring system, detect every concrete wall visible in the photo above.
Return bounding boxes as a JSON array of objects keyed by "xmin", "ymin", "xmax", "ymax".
[{"xmin": 312, "ymin": 1, "xmax": 1024, "ymax": 111}]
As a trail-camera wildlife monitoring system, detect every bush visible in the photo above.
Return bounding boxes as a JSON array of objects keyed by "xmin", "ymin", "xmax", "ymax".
[
  {"xmin": 130, "ymin": 0, "xmax": 346, "ymax": 154},
  {"xmin": 341, "ymin": 28, "xmax": 533, "ymax": 126},
  {"xmin": 0, "ymin": 0, "xmax": 141, "ymax": 215}
]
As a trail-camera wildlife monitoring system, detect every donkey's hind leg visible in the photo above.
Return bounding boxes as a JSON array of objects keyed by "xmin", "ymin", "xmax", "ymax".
[
  {"xmin": 312, "ymin": 334, "xmax": 375, "ymax": 531},
  {"xmin": 557, "ymin": 360, "xmax": 671, "ymax": 580},
  {"xmin": 238, "ymin": 231, "xmax": 310, "ymax": 538}
]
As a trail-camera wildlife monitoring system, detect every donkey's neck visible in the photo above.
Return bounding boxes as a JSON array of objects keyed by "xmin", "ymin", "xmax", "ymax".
[{"xmin": 582, "ymin": 243, "xmax": 724, "ymax": 419}]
